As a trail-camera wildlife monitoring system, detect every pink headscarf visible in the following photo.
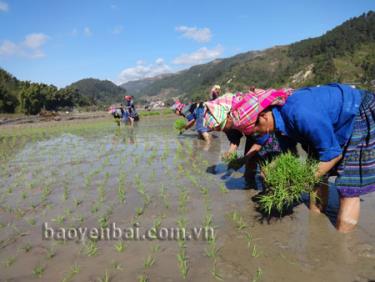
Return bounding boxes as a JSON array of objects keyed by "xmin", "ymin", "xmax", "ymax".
[
  {"xmin": 171, "ymin": 100, "xmax": 185, "ymax": 112},
  {"xmin": 231, "ymin": 88, "xmax": 293, "ymax": 135}
]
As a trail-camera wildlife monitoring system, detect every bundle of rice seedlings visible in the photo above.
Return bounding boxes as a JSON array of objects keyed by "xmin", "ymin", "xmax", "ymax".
[
  {"xmin": 258, "ymin": 152, "xmax": 320, "ymax": 215},
  {"xmin": 174, "ymin": 119, "xmax": 187, "ymax": 132},
  {"xmin": 221, "ymin": 152, "xmax": 243, "ymax": 170},
  {"xmin": 221, "ymin": 152, "xmax": 238, "ymax": 163}
]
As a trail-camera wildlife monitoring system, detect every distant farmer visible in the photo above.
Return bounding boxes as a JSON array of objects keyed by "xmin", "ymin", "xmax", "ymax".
[
  {"xmin": 171, "ymin": 100, "xmax": 211, "ymax": 143},
  {"xmin": 210, "ymin": 85, "xmax": 221, "ymax": 101},
  {"xmin": 123, "ymin": 95, "xmax": 139, "ymax": 126},
  {"xmin": 205, "ymin": 83, "xmax": 375, "ymax": 233},
  {"xmin": 108, "ymin": 104, "xmax": 125, "ymax": 127}
]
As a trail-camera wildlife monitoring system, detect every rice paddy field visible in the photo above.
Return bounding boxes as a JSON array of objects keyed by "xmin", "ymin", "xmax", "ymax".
[{"xmin": 0, "ymin": 116, "xmax": 375, "ymax": 282}]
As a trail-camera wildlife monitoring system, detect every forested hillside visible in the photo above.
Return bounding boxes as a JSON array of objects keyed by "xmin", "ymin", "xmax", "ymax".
[{"xmin": 127, "ymin": 11, "xmax": 375, "ymax": 102}]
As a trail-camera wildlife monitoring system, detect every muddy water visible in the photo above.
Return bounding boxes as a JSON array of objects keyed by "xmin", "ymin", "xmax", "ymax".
[{"xmin": 0, "ymin": 116, "xmax": 374, "ymax": 282}]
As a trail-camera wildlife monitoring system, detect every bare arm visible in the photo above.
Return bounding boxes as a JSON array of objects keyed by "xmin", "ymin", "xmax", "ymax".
[
  {"xmin": 184, "ymin": 119, "xmax": 196, "ymax": 130},
  {"xmin": 244, "ymin": 143, "xmax": 262, "ymax": 160},
  {"xmin": 315, "ymin": 154, "xmax": 342, "ymax": 178}
]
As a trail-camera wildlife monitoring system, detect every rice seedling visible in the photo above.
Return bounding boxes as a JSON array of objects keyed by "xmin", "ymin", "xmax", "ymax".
[
  {"xmin": 3, "ymin": 256, "xmax": 16, "ymax": 268},
  {"xmin": 259, "ymin": 152, "xmax": 320, "ymax": 214},
  {"xmin": 229, "ymin": 211, "xmax": 247, "ymax": 230},
  {"xmin": 211, "ymin": 261, "xmax": 224, "ymax": 281},
  {"xmin": 114, "ymin": 240, "xmax": 126, "ymax": 253},
  {"xmin": 117, "ymin": 173, "xmax": 126, "ymax": 203},
  {"xmin": 21, "ymin": 242, "xmax": 32, "ymax": 253},
  {"xmin": 135, "ymin": 206, "xmax": 144, "ymax": 216},
  {"xmin": 177, "ymin": 247, "xmax": 189, "ymax": 279},
  {"xmin": 84, "ymin": 239, "xmax": 98, "ymax": 256},
  {"xmin": 63, "ymin": 185, "xmax": 69, "ymax": 200},
  {"xmin": 205, "ymin": 237, "xmax": 220, "ymax": 258},
  {"xmin": 143, "ymin": 193, "xmax": 151, "ymax": 206},
  {"xmin": 178, "ymin": 189, "xmax": 189, "ymax": 211},
  {"xmin": 91, "ymin": 202, "xmax": 101, "ymax": 214},
  {"xmin": 73, "ymin": 198, "xmax": 83, "ymax": 207},
  {"xmin": 244, "ymin": 231, "xmax": 253, "ymax": 249},
  {"xmin": 144, "ymin": 254, "xmax": 155, "ymax": 268},
  {"xmin": 200, "ymin": 186, "xmax": 209, "ymax": 196},
  {"xmin": 7, "ymin": 186, "xmax": 13, "ymax": 194},
  {"xmin": 15, "ymin": 208, "xmax": 25, "ymax": 219},
  {"xmin": 177, "ymin": 216, "xmax": 187, "ymax": 229},
  {"xmin": 98, "ymin": 214, "xmax": 109, "ymax": 228},
  {"xmin": 147, "ymin": 149, "xmax": 158, "ymax": 165},
  {"xmin": 52, "ymin": 215, "xmax": 66, "ymax": 225},
  {"xmin": 202, "ymin": 214, "xmax": 213, "ymax": 229},
  {"xmin": 138, "ymin": 274, "xmax": 149, "ymax": 282},
  {"xmin": 98, "ymin": 184, "xmax": 106, "ymax": 203},
  {"xmin": 61, "ymin": 263, "xmax": 80, "ymax": 282},
  {"xmin": 153, "ymin": 216, "xmax": 162, "ymax": 231},
  {"xmin": 45, "ymin": 246, "xmax": 56, "ymax": 259},
  {"xmin": 151, "ymin": 244, "xmax": 161, "ymax": 253},
  {"xmin": 32, "ymin": 264, "xmax": 45, "ymax": 278},
  {"xmin": 252, "ymin": 267, "xmax": 263, "ymax": 282},
  {"xmin": 159, "ymin": 186, "xmax": 170, "ymax": 209},
  {"xmin": 252, "ymin": 245, "xmax": 259, "ymax": 257},
  {"xmin": 64, "ymin": 208, "xmax": 72, "ymax": 217},
  {"xmin": 97, "ymin": 269, "xmax": 110, "ymax": 282},
  {"xmin": 219, "ymin": 184, "xmax": 228, "ymax": 194},
  {"xmin": 41, "ymin": 185, "xmax": 52, "ymax": 202},
  {"xmin": 111, "ymin": 260, "xmax": 123, "ymax": 271},
  {"xmin": 21, "ymin": 191, "xmax": 28, "ymax": 200}
]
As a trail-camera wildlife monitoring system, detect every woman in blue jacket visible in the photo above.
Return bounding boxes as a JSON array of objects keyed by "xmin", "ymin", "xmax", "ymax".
[{"xmin": 251, "ymin": 83, "xmax": 375, "ymax": 232}]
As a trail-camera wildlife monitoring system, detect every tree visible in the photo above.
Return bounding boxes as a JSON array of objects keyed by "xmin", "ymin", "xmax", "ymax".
[
  {"xmin": 0, "ymin": 84, "xmax": 19, "ymax": 113},
  {"xmin": 20, "ymin": 83, "xmax": 46, "ymax": 114}
]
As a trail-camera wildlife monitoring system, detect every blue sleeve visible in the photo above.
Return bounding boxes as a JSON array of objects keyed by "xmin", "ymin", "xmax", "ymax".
[
  {"xmin": 292, "ymin": 110, "xmax": 342, "ymax": 161},
  {"xmin": 255, "ymin": 134, "xmax": 269, "ymax": 145},
  {"xmin": 186, "ymin": 113, "xmax": 195, "ymax": 122}
]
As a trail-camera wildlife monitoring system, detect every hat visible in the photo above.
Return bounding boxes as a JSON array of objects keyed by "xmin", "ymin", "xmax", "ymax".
[
  {"xmin": 230, "ymin": 88, "xmax": 293, "ymax": 135},
  {"xmin": 203, "ymin": 93, "xmax": 234, "ymax": 130},
  {"xmin": 211, "ymin": 85, "xmax": 221, "ymax": 92},
  {"xmin": 170, "ymin": 100, "xmax": 185, "ymax": 112}
]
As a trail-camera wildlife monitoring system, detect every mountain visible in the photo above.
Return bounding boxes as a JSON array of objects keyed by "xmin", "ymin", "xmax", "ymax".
[
  {"xmin": 67, "ymin": 78, "xmax": 127, "ymax": 105},
  {"xmin": 125, "ymin": 11, "xmax": 375, "ymax": 102},
  {"xmin": 119, "ymin": 73, "xmax": 173, "ymax": 97}
]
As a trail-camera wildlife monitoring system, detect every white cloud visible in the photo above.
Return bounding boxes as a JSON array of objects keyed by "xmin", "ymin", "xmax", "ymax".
[
  {"xmin": 0, "ymin": 33, "xmax": 49, "ymax": 59},
  {"xmin": 0, "ymin": 40, "xmax": 19, "ymax": 56},
  {"xmin": 175, "ymin": 26, "xmax": 212, "ymax": 43},
  {"xmin": 112, "ymin": 25, "xmax": 123, "ymax": 35},
  {"xmin": 172, "ymin": 45, "xmax": 223, "ymax": 65},
  {"xmin": 117, "ymin": 58, "xmax": 171, "ymax": 84},
  {"xmin": 84, "ymin": 27, "xmax": 92, "ymax": 37},
  {"xmin": 24, "ymin": 33, "xmax": 49, "ymax": 49},
  {"xmin": 0, "ymin": 1, "xmax": 9, "ymax": 12}
]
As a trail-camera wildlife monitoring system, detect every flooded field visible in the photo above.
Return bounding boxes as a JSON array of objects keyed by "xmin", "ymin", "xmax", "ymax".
[{"xmin": 0, "ymin": 116, "xmax": 374, "ymax": 282}]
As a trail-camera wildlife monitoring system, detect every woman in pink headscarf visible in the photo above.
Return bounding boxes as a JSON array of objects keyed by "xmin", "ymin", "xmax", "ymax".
[{"xmin": 203, "ymin": 89, "xmax": 296, "ymax": 187}]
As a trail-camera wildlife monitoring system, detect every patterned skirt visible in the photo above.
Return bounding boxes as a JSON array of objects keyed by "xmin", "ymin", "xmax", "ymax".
[{"xmin": 335, "ymin": 91, "xmax": 375, "ymax": 197}]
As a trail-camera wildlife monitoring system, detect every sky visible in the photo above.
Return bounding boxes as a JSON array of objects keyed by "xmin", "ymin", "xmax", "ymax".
[{"xmin": 0, "ymin": 0, "xmax": 374, "ymax": 88}]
